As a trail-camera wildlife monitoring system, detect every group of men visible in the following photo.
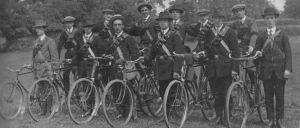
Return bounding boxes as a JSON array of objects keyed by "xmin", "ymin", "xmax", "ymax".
[{"xmin": 31, "ymin": 2, "xmax": 292, "ymax": 128}]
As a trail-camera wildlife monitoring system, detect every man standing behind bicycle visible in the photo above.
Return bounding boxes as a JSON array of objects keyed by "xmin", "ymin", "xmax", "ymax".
[
  {"xmin": 31, "ymin": 20, "xmax": 59, "ymax": 115},
  {"xmin": 142, "ymin": 11, "xmax": 184, "ymax": 117},
  {"xmin": 76, "ymin": 20, "xmax": 107, "ymax": 117},
  {"xmin": 253, "ymin": 7, "xmax": 292, "ymax": 128},
  {"xmin": 57, "ymin": 16, "xmax": 82, "ymax": 96},
  {"xmin": 199, "ymin": 9, "xmax": 240, "ymax": 125}
]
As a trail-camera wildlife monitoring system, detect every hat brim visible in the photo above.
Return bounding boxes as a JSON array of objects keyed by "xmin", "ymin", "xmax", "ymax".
[
  {"xmin": 109, "ymin": 16, "xmax": 124, "ymax": 27},
  {"xmin": 138, "ymin": 4, "xmax": 152, "ymax": 12},
  {"xmin": 62, "ymin": 20, "xmax": 75, "ymax": 23},
  {"xmin": 197, "ymin": 12, "xmax": 210, "ymax": 16},
  {"xmin": 261, "ymin": 13, "xmax": 279, "ymax": 18},
  {"xmin": 82, "ymin": 24, "xmax": 95, "ymax": 27},
  {"xmin": 156, "ymin": 18, "xmax": 173, "ymax": 21},
  {"xmin": 169, "ymin": 9, "xmax": 184, "ymax": 14},
  {"xmin": 33, "ymin": 25, "xmax": 48, "ymax": 28},
  {"xmin": 232, "ymin": 7, "xmax": 246, "ymax": 12}
]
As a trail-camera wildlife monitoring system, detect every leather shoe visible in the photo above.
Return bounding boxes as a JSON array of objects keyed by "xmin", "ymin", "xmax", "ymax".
[
  {"xmin": 276, "ymin": 119, "xmax": 285, "ymax": 128},
  {"xmin": 81, "ymin": 110, "xmax": 92, "ymax": 117},
  {"xmin": 268, "ymin": 120, "xmax": 275, "ymax": 128}
]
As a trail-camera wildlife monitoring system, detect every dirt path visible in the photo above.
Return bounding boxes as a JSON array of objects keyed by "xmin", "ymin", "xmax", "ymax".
[{"xmin": 0, "ymin": 40, "xmax": 299, "ymax": 128}]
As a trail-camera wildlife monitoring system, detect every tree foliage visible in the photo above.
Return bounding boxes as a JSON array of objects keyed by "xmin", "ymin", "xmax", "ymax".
[{"xmin": 284, "ymin": 0, "xmax": 300, "ymax": 19}]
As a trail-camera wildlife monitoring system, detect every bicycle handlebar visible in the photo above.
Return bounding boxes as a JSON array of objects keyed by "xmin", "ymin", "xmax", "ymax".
[
  {"xmin": 7, "ymin": 65, "xmax": 32, "ymax": 73},
  {"xmin": 172, "ymin": 51, "xmax": 205, "ymax": 58},
  {"xmin": 229, "ymin": 51, "xmax": 261, "ymax": 61},
  {"xmin": 84, "ymin": 55, "xmax": 114, "ymax": 60}
]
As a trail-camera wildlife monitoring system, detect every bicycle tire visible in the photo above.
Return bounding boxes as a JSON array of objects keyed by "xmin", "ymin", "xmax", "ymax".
[
  {"xmin": 102, "ymin": 79, "xmax": 134, "ymax": 128},
  {"xmin": 163, "ymin": 80, "xmax": 188, "ymax": 128},
  {"xmin": 67, "ymin": 78, "xmax": 99, "ymax": 124},
  {"xmin": 225, "ymin": 82, "xmax": 247, "ymax": 128},
  {"xmin": 0, "ymin": 82, "xmax": 23, "ymax": 119},
  {"xmin": 144, "ymin": 76, "xmax": 162, "ymax": 117},
  {"xmin": 185, "ymin": 80, "xmax": 196, "ymax": 116},
  {"xmin": 199, "ymin": 78, "xmax": 215, "ymax": 121},
  {"xmin": 255, "ymin": 80, "xmax": 267, "ymax": 123},
  {"xmin": 27, "ymin": 78, "xmax": 59, "ymax": 122}
]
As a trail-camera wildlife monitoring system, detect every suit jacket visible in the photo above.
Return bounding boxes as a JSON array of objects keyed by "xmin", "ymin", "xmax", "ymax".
[
  {"xmin": 189, "ymin": 21, "xmax": 214, "ymax": 52},
  {"xmin": 94, "ymin": 20, "xmax": 114, "ymax": 40},
  {"xmin": 107, "ymin": 32, "xmax": 140, "ymax": 61},
  {"xmin": 145, "ymin": 29, "xmax": 184, "ymax": 80},
  {"xmin": 254, "ymin": 29, "xmax": 292, "ymax": 80},
  {"xmin": 171, "ymin": 20, "xmax": 193, "ymax": 44},
  {"xmin": 32, "ymin": 36, "xmax": 59, "ymax": 79},
  {"xmin": 202, "ymin": 25, "xmax": 240, "ymax": 78},
  {"xmin": 57, "ymin": 28, "xmax": 82, "ymax": 57},
  {"xmin": 76, "ymin": 33, "xmax": 107, "ymax": 77},
  {"xmin": 229, "ymin": 17, "xmax": 259, "ymax": 52},
  {"xmin": 125, "ymin": 16, "xmax": 160, "ymax": 45}
]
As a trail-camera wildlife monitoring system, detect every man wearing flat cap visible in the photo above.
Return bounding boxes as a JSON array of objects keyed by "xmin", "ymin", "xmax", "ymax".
[
  {"xmin": 142, "ymin": 11, "xmax": 184, "ymax": 117},
  {"xmin": 199, "ymin": 9, "xmax": 240, "ymax": 125},
  {"xmin": 253, "ymin": 7, "xmax": 292, "ymax": 128},
  {"xmin": 106, "ymin": 15, "xmax": 140, "ymax": 119},
  {"xmin": 76, "ymin": 20, "xmax": 108, "ymax": 116},
  {"xmin": 57, "ymin": 16, "xmax": 82, "ymax": 95},
  {"xmin": 31, "ymin": 20, "xmax": 59, "ymax": 115},
  {"xmin": 125, "ymin": 2, "xmax": 160, "ymax": 54},
  {"xmin": 94, "ymin": 9, "xmax": 115, "ymax": 40}
]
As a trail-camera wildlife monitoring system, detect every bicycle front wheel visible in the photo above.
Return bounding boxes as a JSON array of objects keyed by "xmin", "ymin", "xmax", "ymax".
[
  {"xmin": 163, "ymin": 80, "xmax": 188, "ymax": 128},
  {"xmin": 143, "ymin": 76, "xmax": 162, "ymax": 117},
  {"xmin": 199, "ymin": 78, "xmax": 215, "ymax": 121},
  {"xmin": 67, "ymin": 78, "xmax": 99, "ymax": 124},
  {"xmin": 102, "ymin": 79, "xmax": 134, "ymax": 128},
  {"xmin": 225, "ymin": 82, "xmax": 247, "ymax": 128},
  {"xmin": 27, "ymin": 78, "xmax": 59, "ymax": 122},
  {"xmin": 0, "ymin": 82, "xmax": 23, "ymax": 119}
]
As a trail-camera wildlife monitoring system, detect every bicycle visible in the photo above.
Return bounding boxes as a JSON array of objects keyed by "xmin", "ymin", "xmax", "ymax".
[
  {"xmin": 67, "ymin": 55, "xmax": 112, "ymax": 124},
  {"xmin": 225, "ymin": 52, "xmax": 267, "ymax": 128},
  {"xmin": 0, "ymin": 65, "xmax": 32, "ymax": 119},
  {"xmin": 102, "ymin": 58, "xmax": 161, "ymax": 128},
  {"xmin": 27, "ymin": 59, "xmax": 73, "ymax": 122},
  {"xmin": 163, "ymin": 52, "xmax": 215, "ymax": 128}
]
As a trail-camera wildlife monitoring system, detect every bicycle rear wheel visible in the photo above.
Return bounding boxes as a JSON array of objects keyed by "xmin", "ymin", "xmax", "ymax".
[
  {"xmin": 27, "ymin": 78, "xmax": 59, "ymax": 122},
  {"xmin": 67, "ymin": 78, "xmax": 99, "ymax": 124},
  {"xmin": 225, "ymin": 82, "xmax": 248, "ymax": 128},
  {"xmin": 0, "ymin": 82, "xmax": 23, "ymax": 119},
  {"xmin": 144, "ymin": 76, "xmax": 162, "ymax": 117},
  {"xmin": 185, "ymin": 80, "xmax": 196, "ymax": 116},
  {"xmin": 255, "ymin": 80, "xmax": 267, "ymax": 122},
  {"xmin": 102, "ymin": 79, "xmax": 134, "ymax": 128},
  {"xmin": 163, "ymin": 80, "xmax": 188, "ymax": 128},
  {"xmin": 199, "ymin": 78, "xmax": 215, "ymax": 120}
]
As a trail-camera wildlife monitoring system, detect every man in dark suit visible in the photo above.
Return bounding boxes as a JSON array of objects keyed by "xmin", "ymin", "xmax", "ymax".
[
  {"xmin": 76, "ymin": 20, "xmax": 108, "ymax": 116},
  {"xmin": 143, "ymin": 11, "xmax": 184, "ymax": 115},
  {"xmin": 94, "ymin": 9, "xmax": 115, "ymax": 40},
  {"xmin": 254, "ymin": 7, "xmax": 292, "ymax": 128},
  {"xmin": 57, "ymin": 16, "xmax": 82, "ymax": 95},
  {"xmin": 125, "ymin": 2, "xmax": 160, "ymax": 52},
  {"xmin": 200, "ymin": 9, "xmax": 240, "ymax": 125}
]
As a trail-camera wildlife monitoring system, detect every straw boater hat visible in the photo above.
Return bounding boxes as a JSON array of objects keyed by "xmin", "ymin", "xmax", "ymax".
[
  {"xmin": 156, "ymin": 11, "xmax": 173, "ymax": 21},
  {"xmin": 196, "ymin": 9, "xmax": 211, "ymax": 16},
  {"xmin": 109, "ymin": 14, "xmax": 125, "ymax": 27},
  {"xmin": 62, "ymin": 16, "xmax": 75, "ymax": 23},
  {"xmin": 33, "ymin": 20, "xmax": 48, "ymax": 28},
  {"xmin": 137, "ymin": 2, "xmax": 152, "ymax": 12},
  {"xmin": 102, "ymin": 9, "xmax": 114, "ymax": 15},
  {"xmin": 168, "ymin": 5, "xmax": 184, "ymax": 14},
  {"xmin": 261, "ymin": 7, "xmax": 280, "ymax": 18},
  {"xmin": 231, "ymin": 4, "xmax": 246, "ymax": 12}
]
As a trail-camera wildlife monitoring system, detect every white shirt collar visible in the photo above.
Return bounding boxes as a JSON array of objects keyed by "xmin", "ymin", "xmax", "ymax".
[
  {"xmin": 104, "ymin": 20, "xmax": 109, "ymax": 26},
  {"xmin": 161, "ymin": 27, "xmax": 169, "ymax": 35},
  {"xmin": 215, "ymin": 24, "xmax": 224, "ymax": 31},
  {"xmin": 144, "ymin": 15, "xmax": 150, "ymax": 22},
  {"xmin": 116, "ymin": 31, "xmax": 124, "ymax": 38},
  {"xmin": 173, "ymin": 19, "xmax": 180, "ymax": 24},
  {"xmin": 267, "ymin": 26, "xmax": 276, "ymax": 35},
  {"xmin": 240, "ymin": 16, "xmax": 246, "ymax": 24},
  {"xmin": 68, "ymin": 27, "xmax": 74, "ymax": 32},
  {"xmin": 202, "ymin": 20, "xmax": 208, "ymax": 26},
  {"xmin": 84, "ymin": 32, "xmax": 93, "ymax": 39},
  {"xmin": 39, "ymin": 34, "xmax": 46, "ymax": 41}
]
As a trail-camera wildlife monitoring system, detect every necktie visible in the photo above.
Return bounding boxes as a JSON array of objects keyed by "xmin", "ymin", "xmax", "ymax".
[
  {"xmin": 268, "ymin": 30, "xmax": 273, "ymax": 48},
  {"xmin": 268, "ymin": 30, "xmax": 272, "ymax": 36}
]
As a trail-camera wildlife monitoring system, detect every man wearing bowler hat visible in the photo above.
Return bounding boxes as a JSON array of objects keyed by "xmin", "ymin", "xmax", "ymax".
[
  {"xmin": 31, "ymin": 20, "xmax": 59, "ymax": 115},
  {"xmin": 76, "ymin": 20, "xmax": 108, "ymax": 116},
  {"xmin": 253, "ymin": 7, "xmax": 292, "ymax": 128},
  {"xmin": 94, "ymin": 9, "xmax": 115, "ymax": 40},
  {"xmin": 125, "ymin": 2, "xmax": 160, "ymax": 53},
  {"xmin": 199, "ymin": 9, "xmax": 240, "ymax": 125},
  {"xmin": 57, "ymin": 16, "xmax": 82, "ymax": 96},
  {"xmin": 142, "ymin": 11, "xmax": 184, "ymax": 116}
]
